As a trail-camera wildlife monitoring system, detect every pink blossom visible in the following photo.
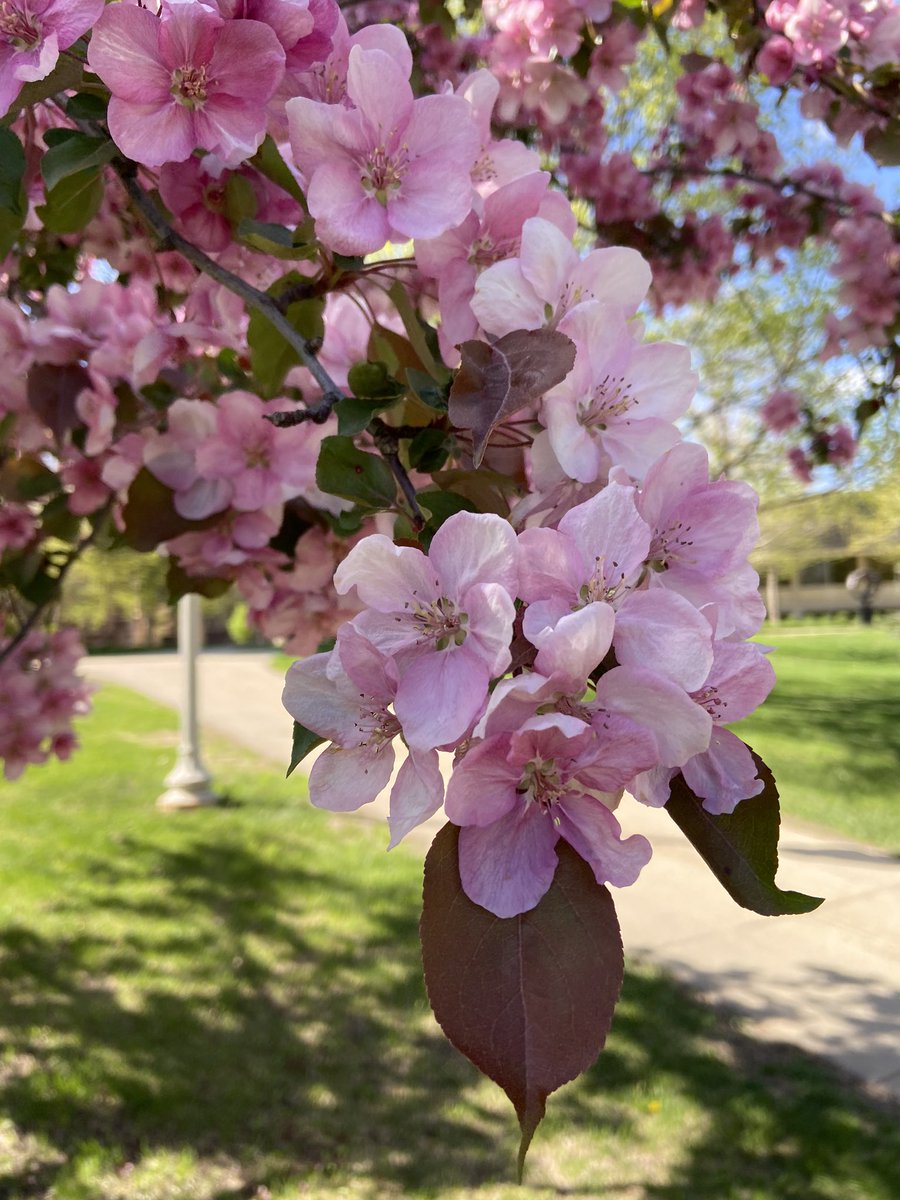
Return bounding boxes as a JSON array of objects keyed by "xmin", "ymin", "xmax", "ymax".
[
  {"xmin": 788, "ymin": 446, "xmax": 813, "ymax": 483},
  {"xmin": 757, "ymin": 35, "xmax": 797, "ymax": 84},
  {"xmin": 286, "ymin": 44, "xmax": 479, "ymax": 254},
  {"xmin": 194, "ymin": 391, "xmax": 322, "ymax": 511},
  {"xmin": 0, "ymin": 0, "xmax": 103, "ymax": 116},
  {"xmin": 61, "ymin": 453, "xmax": 111, "ymax": 516},
  {"xmin": 761, "ymin": 388, "xmax": 802, "ymax": 432},
  {"xmin": 824, "ymin": 423, "xmax": 856, "ymax": 466},
  {"xmin": 471, "ymin": 216, "xmax": 651, "ymax": 337},
  {"xmin": 0, "ymin": 627, "xmax": 92, "ymax": 781},
  {"xmin": 0, "ymin": 502, "xmax": 37, "ymax": 552},
  {"xmin": 541, "ymin": 302, "xmax": 697, "ymax": 482},
  {"xmin": 87, "ymin": 0, "xmax": 286, "ymax": 168},
  {"xmin": 333, "ymin": 511, "xmax": 519, "ymax": 750},
  {"xmin": 634, "ymin": 640, "xmax": 775, "ymax": 813},
  {"xmin": 282, "ymin": 628, "xmax": 443, "ymax": 846},
  {"xmin": 445, "ymin": 711, "xmax": 653, "ymax": 917}
]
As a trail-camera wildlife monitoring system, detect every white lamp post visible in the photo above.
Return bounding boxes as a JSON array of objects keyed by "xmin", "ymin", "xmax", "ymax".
[{"xmin": 157, "ymin": 593, "xmax": 219, "ymax": 810}]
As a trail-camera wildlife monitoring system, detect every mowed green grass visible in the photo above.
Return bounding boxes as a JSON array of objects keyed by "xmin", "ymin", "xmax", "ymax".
[
  {"xmin": 0, "ymin": 686, "xmax": 898, "ymax": 1199},
  {"xmin": 733, "ymin": 622, "xmax": 900, "ymax": 854}
]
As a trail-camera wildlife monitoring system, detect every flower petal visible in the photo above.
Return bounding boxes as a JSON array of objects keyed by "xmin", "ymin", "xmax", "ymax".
[
  {"xmin": 388, "ymin": 749, "xmax": 445, "ymax": 848},
  {"xmin": 556, "ymin": 794, "xmax": 652, "ymax": 887},
  {"xmin": 458, "ymin": 806, "xmax": 560, "ymax": 916}
]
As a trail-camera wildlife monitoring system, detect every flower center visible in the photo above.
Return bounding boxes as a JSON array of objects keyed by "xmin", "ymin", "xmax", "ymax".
[
  {"xmin": 579, "ymin": 374, "xmax": 636, "ymax": 431},
  {"xmin": 0, "ymin": 3, "xmax": 41, "ymax": 50},
  {"xmin": 692, "ymin": 684, "xmax": 726, "ymax": 720},
  {"xmin": 354, "ymin": 705, "xmax": 401, "ymax": 750},
  {"xmin": 244, "ymin": 443, "xmax": 270, "ymax": 470},
  {"xmin": 362, "ymin": 144, "xmax": 408, "ymax": 206},
  {"xmin": 518, "ymin": 757, "xmax": 565, "ymax": 813},
  {"xmin": 578, "ymin": 555, "xmax": 628, "ymax": 606},
  {"xmin": 409, "ymin": 596, "xmax": 467, "ymax": 651},
  {"xmin": 171, "ymin": 65, "xmax": 209, "ymax": 109},
  {"xmin": 648, "ymin": 521, "xmax": 695, "ymax": 571}
]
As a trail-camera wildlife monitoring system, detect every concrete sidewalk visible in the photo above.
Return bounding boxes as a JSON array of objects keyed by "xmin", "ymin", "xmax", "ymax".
[{"xmin": 84, "ymin": 649, "xmax": 900, "ymax": 1101}]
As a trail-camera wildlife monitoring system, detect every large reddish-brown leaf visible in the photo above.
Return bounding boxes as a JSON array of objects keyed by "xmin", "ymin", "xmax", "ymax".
[
  {"xmin": 448, "ymin": 329, "xmax": 575, "ymax": 466},
  {"xmin": 420, "ymin": 823, "xmax": 624, "ymax": 1178},
  {"xmin": 667, "ymin": 745, "xmax": 824, "ymax": 916}
]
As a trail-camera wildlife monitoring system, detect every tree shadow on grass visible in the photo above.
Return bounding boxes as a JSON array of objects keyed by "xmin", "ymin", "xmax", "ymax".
[
  {"xmin": 0, "ymin": 823, "xmax": 898, "ymax": 1200},
  {"xmin": 0, "ymin": 831, "xmax": 515, "ymax": 1197}
]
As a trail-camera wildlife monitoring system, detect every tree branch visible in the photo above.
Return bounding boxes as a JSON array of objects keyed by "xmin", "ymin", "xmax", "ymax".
[{"xmin": 114, "ymin": 164, "xmax": 347, "ymax": 420}]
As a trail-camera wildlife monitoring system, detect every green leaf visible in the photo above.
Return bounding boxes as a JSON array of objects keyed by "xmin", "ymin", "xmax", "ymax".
[
  {"xmin": 315, "ymin": 436, "xmax": 397, "ymax": 509},
  {"xmin": 347, "ymin": 361, "xmax": 404, "ymax": 400},
  {"xmin": 0, "ymin": 454, "xmax": 60, "ymax": 501},
  {"xmin": 421, "ymin": 825, "xmax": 625, "ymax": 1180},
  {"xmin": 408, "ymin": 427, "xmax": 451, "ymax": 473},
  {"xmin": 250, "ymin": 135, "xmax": 308, "ymax": 208},
  {"xmin": 3, "ymin": 57, "xmax": 83, "ymax": 119},
  {"xmin": 387, "ymin": 280, "xmax": 445, "ymax": 380},
  {"xmin": 37, "ymin": 167, "xmax": 104, "ymax": 234},
  {"xmin": 41, "ymin": 130, "xmax": 116, "ymax": 193},
  {"xmin": 236, "ymin": 218, "xmax": 318, "ymax": 260},
  {"xmin": 335, "ymin": 395, "xmax": 390, "ymax": 437},
  {"xmin": 65, "ymin": 93, "xmax": 109, "ymax": 122},
  {"xmin": 0, "ymin": 127, "xmax": 25, "ymax": 255},
  {"xmin": 223, "ymin": 172, "xmax": 258, "ymax": 226},
  {"xmin": 247, "ymin": 291, "xmax": 325, "ymax": 396},
  {"xmin": 287, "ymin": 720, "xmax": 325, "ymax": 778},
  {"xmin": 666, "ymin": 747, "xmax": 825, "ymax": 916},
  {"xmin": 406, "ymin": 367, "xmax": 450, "ymax": 411}
]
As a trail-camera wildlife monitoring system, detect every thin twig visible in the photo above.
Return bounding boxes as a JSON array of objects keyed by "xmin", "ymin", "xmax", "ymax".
[
  {"xmin": 0, "ymin": 502, "xmax": 112, "ymax": 666},
  {"xmin": 369, "ymin": 418, "xmax": 425, "ymax": 530},
  {"xmin": 114, "ymin": 164, "xmax": 347, "ymax": 420}
]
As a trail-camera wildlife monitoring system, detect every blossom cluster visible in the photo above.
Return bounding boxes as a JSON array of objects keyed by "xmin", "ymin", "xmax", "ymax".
[{"xmin": 0, "ymin": 627, "xmax": 92, "ymax": 781}]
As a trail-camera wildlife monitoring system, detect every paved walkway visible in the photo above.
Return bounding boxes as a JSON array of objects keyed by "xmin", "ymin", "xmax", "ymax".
[{"xmin": 84, "ymin": 649, "xmax": 900, "ymax": 1101}]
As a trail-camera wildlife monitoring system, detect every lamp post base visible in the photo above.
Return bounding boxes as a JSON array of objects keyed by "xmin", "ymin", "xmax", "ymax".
[{"xmin": 156, "ymin": 781, "xmax": 220, "ymax": 810}]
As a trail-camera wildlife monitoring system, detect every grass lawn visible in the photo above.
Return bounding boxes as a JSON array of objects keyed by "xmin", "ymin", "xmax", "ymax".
[
  {"xmin": 733, "ymin": 621, "xmax": 900, "ymax": 855},
  {"xmin": 0, "ymin": 687, "xmax": 898, "ymax": 1199}
]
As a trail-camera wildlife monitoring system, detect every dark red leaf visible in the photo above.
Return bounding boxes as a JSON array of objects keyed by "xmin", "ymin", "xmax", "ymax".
[
  {"xmin": 420, "ymin": 823, "xmax": 624, "ymax": 1178},
  {"xmin": 448, "ymin": 329, "xmax": 575, "ymax": 466},
  {"xmin": 27, "ymin": 362, "xmax": 91, "ymax": 443},
  {"xmin": 666, "ymin": 746, "xmax": 824, "ymax": 916},
  {"xmin": 121, "ymin": 468, "xmax": 218, "ymax": 552}
]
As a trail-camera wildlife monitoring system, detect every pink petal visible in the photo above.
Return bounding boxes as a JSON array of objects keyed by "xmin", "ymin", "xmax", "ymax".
[
  {"xmin": 429, "ymin": 511, "xmax": 519, "ymax": 600},
  {"xmin": 458, "ymin": 806, "xmax": 560, "ymax": 917},
  {"xmin": 307, "ymin": 158, "xmax": 390, "ymax": 255},
  {"xmin": 614, "ymin": 589, "xmax": 714, "ymax": 692},
  {"xmin": 308, "ymin": 742, "xmax": 395, "ymax": 811},
  {"xmin": 333, "ymin": 535, "xmax": 439, "ymax": 611},
  {"xmin": 471, "ymin": 259, "xmax": 542, "ymax": 335},
  {"xmin": 519, "ymin": 216, "xmax": 576, "ymax": 307},
  {"xmin": 556, "ymin": 795, "xmax": 652, "ymax": 887},
  {"xmin": 208, "ymin": 19, "xmax": 286, "ymax": 104},
  {"xmin": 444, "ymin": 735, "xmax": 520, "ymax": 827},
  {"xmin": 394, "ymin": 647, "xmax": 489, "ymax": 750},
  {"xmin": 107, "ymin": 97, "xmax": 196, "ymax": 168},
  {"xmin": 593, "ymin": 665, "xmax": 712, "ymax": 767},
  {"xmin": 517, "ymin": 526, "xmax": 584, "ymax": 603},
  {"xmin": 681, "ymin": 728, "xmax": 764, "ymax": 816},
  {"xmin": 334, "ymin": 624, "xmax": 397, "ymax": 703},
  {"xmin": 558, "ymin": 479, "xmax": 651, "ymax": 581},
  {"xmin": 573, "ymin": 246, "xmax": 651, "ymax": 313},
  {"xmin": 87, "ymin": 6, "xmax": 170, "ymax": 104},
  {"xmin": 282, "ymin": 653, "xmax": 362, "ymax": 744},
  {"xmin": 464, "ymin": 582, "xmax": 516, "ymax": 677},
  {"xmin": 533, "ymin": 602, "xmax": 614, "ymax": 689},
  {"xmin": 388, "ymin": 749, "xmax": 444, "ymax": 848},
  {"xmin": 346, "ymin": 44, "xmax": 413, "ymax": 139}
]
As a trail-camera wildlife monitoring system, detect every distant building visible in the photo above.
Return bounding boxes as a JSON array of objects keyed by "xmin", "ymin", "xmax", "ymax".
[{"xmin": 752, "ymin": 489, "xmax": 900, "ymax": 620}]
